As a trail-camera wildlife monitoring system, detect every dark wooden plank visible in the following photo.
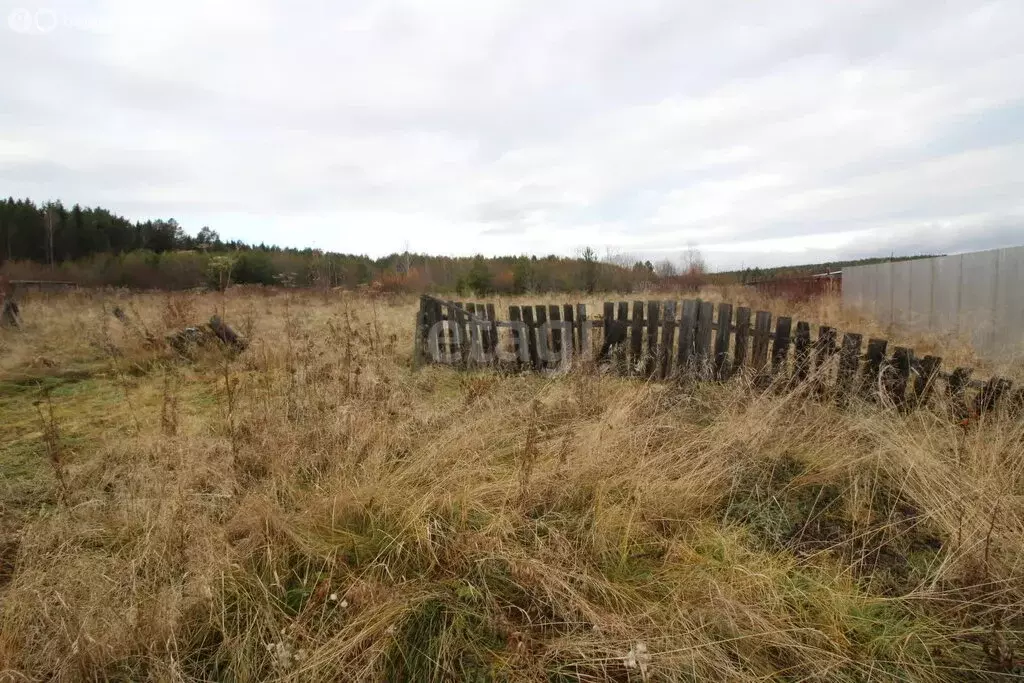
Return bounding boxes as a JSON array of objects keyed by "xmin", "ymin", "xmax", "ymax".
[
  {"xmin": 793, "ymin": 321, "xmax": 812, "ymax": 383},
  {"xmin": 430, "ymin": 298, "xmax": 444, "ymax": 363},
  {"xmin": 615, "ymin": 302, "xmax": 630, "ymax": 373},
  {"xmin": 522, "ymin": 305, "xmax": 539, "ymax": 371},
  {"xmin": 617, "ymin": 301, "xmax": 629, "ymax": 324},
  {"xmin": 534, "ymin": 305, "xmax": 549, "ymax": 368},
  {"xmin": 714, "ymin": 303, "xmax": 733, "ymax": 380},
  {"xmin": 486, "ymin": 303, "xmax": 498, "ymax": 360},
  {"xmin": 454, "ymin": 302, "xmax": 471, "ymax": 368},
  {"xmin": 885, "ymin": 347, "xmax": 912, "ymax": 410},
  {"xmin": 694, "ymin": 301, "xmax": 715, "ymax": 377},
  {"xmin": 413, "ymin": 295, "xmax": 427, "ymax": 367},
  {"xmin": 646, "ymin": 300, "xmax": 661, "ymax": 376},
  {"xmin": 603, "ymin": 301, "xmax": 614, "ymax": 337},
  {"xmin": 576, "ymin": 304, "xmax": 587, "ymax": 360},
  {"xmin": 548, "ymin": 304, "xmax": 563, "ymax": 363},
  {"xmin": 947, "ymin": 367, "xmax": 972, "ymax": 421},
  {"xmin": 630, "ymin": 300, "xmax": 645, "ymax": 375},
  {"xmin": 474, "ymin": 303, "xmax": 488, "ymax": 362},
  {"xmin": 477, "ymin": 301, "xmax": 489, "ymax": 360},
  {"xmin": 733, "ymin": 306, "xmax": 751, "ymax": 374},
  {"xmin": 1010, "ymin": 388, "xmax": 1024, "ymax": 420},
  {"xmin": 508, "ymin": 305, "xmax": 524, "ymax": 366},
  {"xmin": 861, "ymin": 339, "xmax": 888, "ymax": 400},
  {"xmin": 425, "ymin": 297, "xmax": 441, "ymax": 363},
  {"xmin": 432, "ymin": 298, "xmax": 446, "ymax": 361},
  {"xmin": 976, "ymin": 377, "xmax": 1013, "ymax": 415},
  {"xmin": 913, "ymin": 355, "xmax": 942, "ymax": 407},
  {"xmin": 660, "ymin": 301, "xmax": 677, "ymax": 379},
  {"xmin": 815, "ymin": 326, "xmax": 837, "ymax": 369},
  {"xmin": 562, "ymin": 304, "xmax": 576, "ymax": 356},
  {"xmin": 751, "ymin": 310, "xmax": 772, "ymax": 374},
  {"xmin": 467, "ymin": 303, "xmax": 483, "ymax": 361},
  {"xmin": 770, "ymin": 316, "xmax": 792, "ymax": 378},
  {"xmin": 836, "ymin": 333, "xmax": 862, "ymax": 401},
  {"xmin": 677, "ymin": 299, "xmax": 699, "ymax": 374}
]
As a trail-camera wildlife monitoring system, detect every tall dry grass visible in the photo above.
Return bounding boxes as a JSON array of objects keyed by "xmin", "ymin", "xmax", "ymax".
[{"xmin": 0, "ymin": 287, "xmax": 1022, "ymax": 681}]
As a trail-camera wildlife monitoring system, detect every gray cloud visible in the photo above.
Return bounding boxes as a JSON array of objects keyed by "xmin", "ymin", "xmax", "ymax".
[{"xmin": 1, "ymin": 0, "xmax": 1022, "ymax": 265}]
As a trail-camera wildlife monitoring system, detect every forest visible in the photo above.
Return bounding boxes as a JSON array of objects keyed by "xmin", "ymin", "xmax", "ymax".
[
  {"xmin": 1, "ymin": 197, "xmax": 926, "ymax": 294},
  {"xmin": 0, "ymin": 197, "xmax": 666, "ymax": 293}
]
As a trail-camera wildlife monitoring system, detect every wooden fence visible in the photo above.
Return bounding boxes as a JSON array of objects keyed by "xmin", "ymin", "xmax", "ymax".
[{"xmin": 414, "ymin": 294, "xmax": 1022, "ymax": 419}]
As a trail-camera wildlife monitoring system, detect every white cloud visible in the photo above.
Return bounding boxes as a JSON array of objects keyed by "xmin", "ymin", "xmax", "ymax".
[{"xmin": 1, "ymin": 0, "xmax": 1022, "ymax": 268}]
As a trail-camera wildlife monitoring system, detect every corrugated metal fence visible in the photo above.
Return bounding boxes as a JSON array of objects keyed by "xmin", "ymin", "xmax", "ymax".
[{"xmin": 842, "ymin": 246, "xmax": 1024, "ymax": 357}]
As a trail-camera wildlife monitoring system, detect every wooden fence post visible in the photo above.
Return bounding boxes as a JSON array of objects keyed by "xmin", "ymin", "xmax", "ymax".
[
  {"xmin": 616, "ymin": 302, "xmax": 630, "ymax": 373},
  {"xmin": 534, "ymin": 305, "xmax": 549, "ymax": 370},
  {"xmin": 454, "ymin": 303, "xmax": 470, "ymax": 368},
  {"xmin": 885, "ymin": 347, "xmax": 912, "ymax": 410},
  {"xmin": 646, "ymin": 300, "xmax": 661, "ymax": 376},
  {"xmin": 576, "ymin": 304, "xmax": 588, "ymax": 360},
  {"xmin": 660, "ymin": 301, "xmax": 677, "ymax": 379},
  {"xmin": 426, "ymin": 298, "xmax": 442, "ymax": 363},
  {"xmin": 522, "ymin": 306, "xmax": 539, "ymax": 371},
  {"xmin": 751, "ymin": 310, "xmax": 772, "ymax": 382},
  {"xmin": 714, "ymin": 303, "xmax": 733, "ymax": 380},
  {"xmin": 948, "ymin": 367, "xmax": 972, "ymax": 421},
  {"xmin": 617, "ymin": 301, "xmax": 629, "ymax": 326},
  {"xmin": 548, "ymin": 305, "xmax": 563, "ymax": 367},
  {"xmin": 733, "ymin": 306, "xmax": 751, "ymax": 375},
  {"xmin": 695, "ymin": 301, "xmax": 715, "ymax": 378},
  {"xmin": 563, "ymin": 304, "xmax": 576, "ymax": 357},
  {"xmin": 861, "ymin": 339, "xmax": 888, "ymax": 400},
  {"xmin": 793, "ymin": 321, "xmax": 811, "ymax": 383},
  {"xmin": 508, "ymin": 306, "xmax": 524, "ymax": 368},
  {"xmin": 977, "ymin": 377, "xmax": 1013, "ymax": 415},
  {"xmin": 485, "ymin": 303, "xmax": 498, "ymax": 361},
  {"xmin": 770, "ymin": 316, "xmax": 792, "ymax": 379},
  {"xmin": 913, "ymin": 355, "xmax": 942, "ymax": 408},
  {"xmin": 630, "ymin": 301, "xmax": 645, "ymax": 376},
  {"xmin": 413, "ymin": 295, "xmax": 428, "ymax": 368},
  {"xmin": 837, "ymin": 333, "xmax": 862, "ymax": 402},
  {"xmin": 677, "ymin": 299, "xmax": 698, "ymax": 376}
]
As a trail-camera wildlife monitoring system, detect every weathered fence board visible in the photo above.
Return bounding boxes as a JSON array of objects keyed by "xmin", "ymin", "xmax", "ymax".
[
  {"xmin": 752, "ymin": 311, "xmax": 772, "ymax": 374},
  {"xmin": 733, "ymin": 306, "xmax": 751, "ymax": 373},
  {"xmin": 714, "ymin": 303, "xmax": 733, "ymax": 380},
  {"xmin": 794, "ymin": 321, "xmax": 812, "ymax": 383},
  {"xmin": 837, "ymin": 333, "xmax": 862, "ymax": 399},
  {"xmin": 630, "ymin": 300, "xmax": 645, "ymax": 375},
  {"xmin": 660, "ymin": 301, "xmax": 677, "ymax": 379},
  {"xmin": 646, "ymin": 301, "xmax": 661, "ymax": 376},
  {"xmin": 414, "ymin": 295, "xmax": 1020, "ymax": 420},
  {"xmin": 576, "ymin": 304, "xmax": 587, "ymax": 359},
  {"xmin": 678, "ymin": 299, "xmax": 698, "ymax": 373},
  {"xmin": 549, "ymin": 305, "xmax": 563, "ymax": 362},
  {"xmin": 563, "ymin": 304, "xmax": 576, "ymax": 354},
  {"xmin": 771, "ymin": 317, "xmax": 792, "ymax": 377},
  {"xmin": 695, "ymin": 301, "xmax": 714, "ymax": 375}
]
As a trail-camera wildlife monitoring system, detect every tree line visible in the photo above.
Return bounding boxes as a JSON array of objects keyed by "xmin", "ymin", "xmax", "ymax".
[{"xmin": 0, "ymin": 197, "xmax": 682, "ymax": 293}]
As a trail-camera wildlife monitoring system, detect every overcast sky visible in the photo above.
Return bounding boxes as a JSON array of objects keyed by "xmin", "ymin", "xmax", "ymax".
[{"xmin": 2, "ymin": 1, "xmax": 1023, "ymax": 270}]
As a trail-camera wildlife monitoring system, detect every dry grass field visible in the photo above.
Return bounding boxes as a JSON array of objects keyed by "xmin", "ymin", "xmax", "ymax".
[{"xmin": 1, "ymin": 287, "xmax": 1023, "ymax": 681}]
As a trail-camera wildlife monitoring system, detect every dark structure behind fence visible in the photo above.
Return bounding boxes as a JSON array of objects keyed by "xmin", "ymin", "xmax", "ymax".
[
  {"xmin": 414, "ymin": 294, "xmax": 1023, "ymax": 419},
  {"xmin": 747, "ymin": 272, "xmax": 841, "ymax": 301}
]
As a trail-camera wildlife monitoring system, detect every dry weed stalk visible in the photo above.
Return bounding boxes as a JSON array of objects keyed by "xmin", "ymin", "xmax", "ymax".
[
  {"xmin": 160, "ymin": 365, "xmax": 179, "ymax": 437},
  {"xmin": 32, "ymin": 389, "xmax": 68, "ymax": 499}
]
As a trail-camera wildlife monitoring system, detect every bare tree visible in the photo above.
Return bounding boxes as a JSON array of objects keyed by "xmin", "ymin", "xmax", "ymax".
[
  {"xmin": 682, "ymin": 246, "xmax": 708, "ymax": 275},
  {"xmin": 654, "ymin": 258, "xmax": 678, "ymax": 278}
]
